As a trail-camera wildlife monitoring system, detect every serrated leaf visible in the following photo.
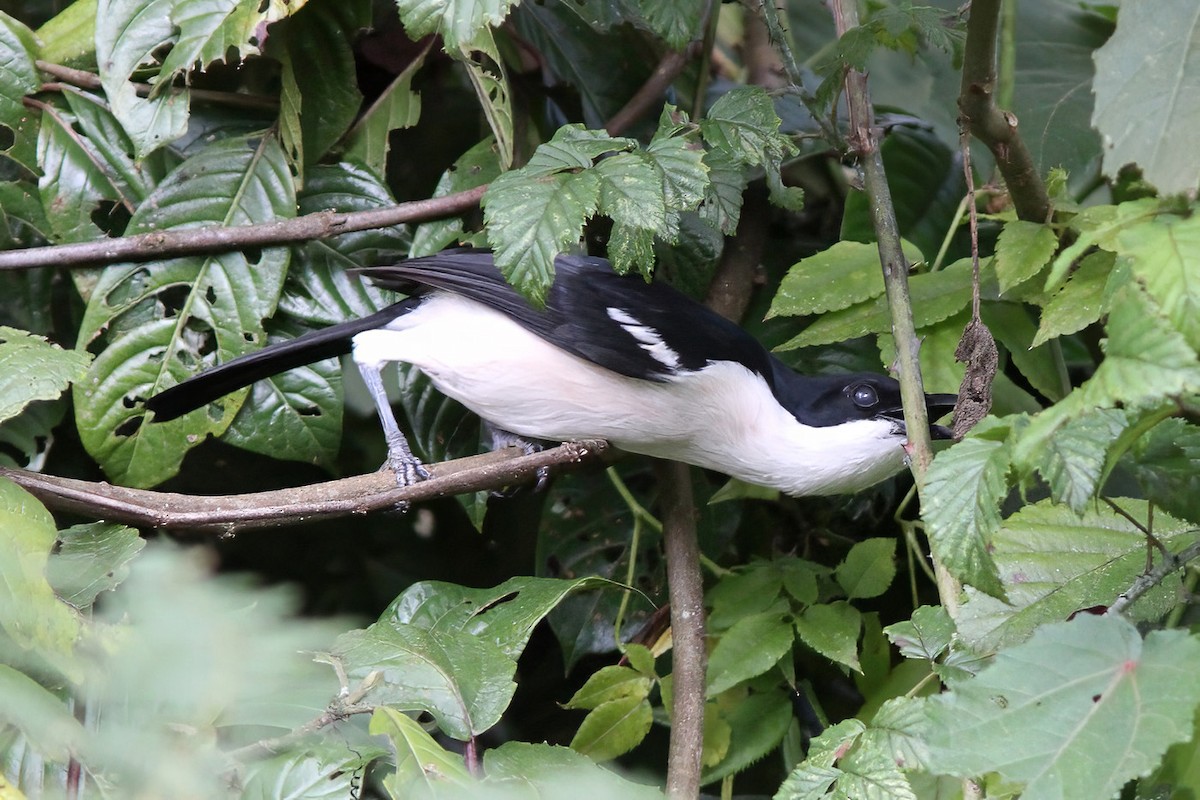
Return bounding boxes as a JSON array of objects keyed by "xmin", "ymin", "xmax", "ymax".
[
  {"xmin": 1032, "ymin": 250, "xmax": 1113, "ymax": 347},
  {"xmin": 701, "ymin": 691, "xmax": 793, "ymax": 785},
  {"xmin": 647, "ymin": 117, "xmax": 708, "ymax": 214},
  {"xmin": 923, "ymin": 424, "xmax": 1011, "ymax": 597},
  {"xmin": 775, "ymin": 720, "xmax": 866, "ymax": 800},
  {"xmin": 44, "ymin": 522, "xmax": 144, "ymax": 609},
  {"xmin": 954, "ymin": 499, "xmax": 1197, "ymax": 652},
  {"xmin": 565, "ymin": 665, "xmax": 651, "ymax": 711},
  {"xmin": 928, "ymin": 615, "xmax": 1200, "ymax": 800},
  {"xmin": 863, "ymin": 696, "xmax": 932, "ymax": 771},
  {"xmin": 342, "ymin": 42, "xmax": 425, "ymax": 177},
  {"xmin": 995, "ymin": 220, "xmax": 1058, "ymax": 294},
  {"xmin": 706, "ymin": 562, "xmax": 785, "ymax": 631},
  {"xmin": 707, "ymin": 612, "xmax": 795, "ymax": 695},
  {"xmin": 74, "ymin": 134, "xmax": 295, "ymax": 487},
  {"xmin": 157, "ymin": 0, "xmax": 296, "ymax": 81},
  {"xmin": 835, "ymin": 538, "xmax": 896, "ymax": 600},
  {"xmin": 1045, "ymin": 199, "xmax": 1159, "ymax": 292},
  {"xmin": 1126, "ymin": 418, "xmax": 1200, "ymax": 524},
  {"xmin": 0, "ymin": 478, "xmax": 84, "ymax": 682},
  {"xmin": 569, "ymin": 693, "xmax": 653, "ymax": 762},
  {"xmin": 370, "ymin": 707, "xmax": 473, "ymax": 799},
  {"xmin": 768, "ymin": 241, "xmax": 899, "ymax": 318},
  {"xmin": 637, "ymin": 0, "xmax": 697, "ymax": 49},
  {"xmin": 1036, "ymin": 408, "xmax": 1131, "ymax": 510},
  {"xmin": 1115, "ymin": 212, "xmax": 1200, "ymax": 352},
  {"xmin": 1092, "ymin": 0, "xmax": 1200, "ymax": 195},
  {"xmin": 794, "ymin": 601, "xmax": 862, "ymax": 672},
  {"xmin": 884, "ymin": 605, "xmax": 954, "ymax": 662},
  {"xmin": 395, "ymin": 0, "xmax": 518, "ymax": 51},
  {"xmin": 334, "ymin": 620, "xmax": 517, "ymax": 740},
  {"xmin": 980, "ymin": 301, "xmax": 1070, "ymax": 402},
  {"xmin": 0, "ymin": 327, "xmax": 89, "ymax": 424},
  {"xmin": 700, "ymin": 86, "xmax": 795, "ymax": 170},
  {"xmin": 94, "ymin": 0, "xmax": 189, "ymax": 158},
  {"xmin": 386, "ymin": 576, "xmax": 615, "ymax": 662},
  {"xmin": 778, "ymin": 257, "xmax": 975, "ymax": 350},
  {"xmin": 484, "ymin": 168, "xmax": 599, "ymax": 304},
  {"xmin": 699, "ymin": 147, "xmax": 747, "ymax": 235}
]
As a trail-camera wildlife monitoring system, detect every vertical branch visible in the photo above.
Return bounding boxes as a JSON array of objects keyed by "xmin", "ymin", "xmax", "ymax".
[
  {"xmin": 830, "ymin": 1, "xmax": 963, "ymax": 613},
  {"xmin": 958, "ymin": 0, "xmax": 1051, "ymax": 222},
  {"xmin": 657, "ymin": 459, "xmax": 706, "ymax": 800}
]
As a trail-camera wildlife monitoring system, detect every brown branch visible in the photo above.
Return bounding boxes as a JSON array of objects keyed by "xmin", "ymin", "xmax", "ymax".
[
  {"xmin": 1, "ymin": 441, "xmax": 609, "ymax": 532},
  {"xmin": 957, "ymin": 0, "xmax": 1052, "ymax": 222},
  {"xmin": 705, "ymin": 182, "xmax": 768, "ymax": 323},
  {"xmin": 656, "ymin": 459, "xmax": 705, "ymax": 800},
  {"xmin": 605, "ymin": 43, "xmax": 702, "ymax": 137},
  {"xmin": 36, "ymin": 60, "xmax": 278, "ymax": 110},
  {"xmin": 0, "ymin": 186, "xmax": 488, "ymax": 272}
]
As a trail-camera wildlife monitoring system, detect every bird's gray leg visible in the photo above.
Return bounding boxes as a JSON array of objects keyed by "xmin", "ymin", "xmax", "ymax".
[
  {"xmin": 357, "ymin": 362, "xmax": 430, "ymax": 486},
  {"xmin": 484, "ymin": 422, "xmax": 552, "ymax": 492}
]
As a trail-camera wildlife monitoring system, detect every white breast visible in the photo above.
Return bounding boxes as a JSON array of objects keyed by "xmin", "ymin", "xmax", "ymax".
[{"xmin": 351, "ymin": 293, "xmax": 909, "ymax": 496}]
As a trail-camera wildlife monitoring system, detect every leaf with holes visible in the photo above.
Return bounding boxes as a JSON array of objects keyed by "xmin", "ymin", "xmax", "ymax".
[
  {"xmin": 0, "ymin": 12, "xmax": 39, "ymax": 170},
  {"xmin": 45, "ymin": 522, "xmax": 144, "ymax": 610},
  {"xmin": 395, "ymin": 0, "xmax": 519, "ymax": 51},
  {"xmin": 156, "ymin": 0, "xmax": 297, "ymax": 83},
  {"xmin": 0, "ymin": 327, "xmax": 89, "ymax": 425},
  {"xmin": 74, "ymin": 135, "xmax": 295, "ymax": 488}
]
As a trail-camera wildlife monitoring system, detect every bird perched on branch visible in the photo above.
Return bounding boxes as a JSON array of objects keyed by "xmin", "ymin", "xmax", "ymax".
[{"xmin": 145, "ymin": 250, "xmax": 955, "ymax": 496}]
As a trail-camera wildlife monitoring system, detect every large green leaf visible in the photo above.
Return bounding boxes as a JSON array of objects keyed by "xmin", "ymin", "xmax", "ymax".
[
  {"xmin": 0, "ymin": 327, "xmax": 89, "ymax": 425},
  {"xmin": 156, "ymin": 0, "xmax": 295, "ymax": 81},
  {"xmin": 0, "ymin": 478, "xmax": 84, "ymax": 682},
  {"xmin": 44, "ymin": 522, "xmax": 144, "ymax": 610},
  {"xmin": 706, "ymin": 612, "xmax": 794, "ymax": 696},
  {"xmin": 928, "ymin": 615, "xmax": 1200, "ymax": 800},
  {"xmin": 240, "ymin": 743, "xmax": 384, "ymax": 800},
  {"xmin": 385, "ymin": 575, "xmax": 615, "ymax": 662},
  {"xmin": 330, "ymin": 620, "xmax": 517, "ymax": 740},
  {"xmin": 1115, "ymin": 212, "xmax": 1200, "ymax": 352},
  {"xmin": 1125, "ymin": 418, "xmax": 1200, "ymax": 524},
  {"xmin": 954, "ymin": 500, "xmax": 1197, "ymax": 652},
  {"xmin": 74, "ymin": 134, "xmax": 295, "ymax": 487},
  {"xmin": 1092, "ymin": 0, "xmax": 1200, "ymax": 194}
]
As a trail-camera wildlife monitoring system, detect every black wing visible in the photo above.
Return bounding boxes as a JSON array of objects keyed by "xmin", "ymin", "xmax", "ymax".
[{"xmin": 358, "ymin": 251, "xmax": 775, "ymax": 385}]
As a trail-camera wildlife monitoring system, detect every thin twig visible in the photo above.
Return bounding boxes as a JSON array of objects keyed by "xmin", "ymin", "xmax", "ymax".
[
  {"xmin": 1106, "ymin": 540, "xmax": 1200, "ymax": 617},
  {"xmin": 36, "ymin": 60, "xmax": 279, "ymax": 110},
  {"xmin": 0, "ymin": 186, "xmax": 488, "ymax": 272},
  {"xmin": 605, "ymin": 43, "xmax": 702, "ymax": 137},
  {"xmin": 0, "ymin": 441, "xmax": 609, "ymax": 532}
]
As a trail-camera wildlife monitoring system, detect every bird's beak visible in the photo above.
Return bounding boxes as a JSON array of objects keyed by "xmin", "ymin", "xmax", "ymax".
[{"xmin": 880, "ymin": 393, "xmax": 958, "ymax": 440}]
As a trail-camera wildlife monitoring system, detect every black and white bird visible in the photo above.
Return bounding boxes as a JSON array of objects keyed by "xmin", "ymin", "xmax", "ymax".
[{"xmin": 145, "ymin": 250, "xmax": 956, "ymax": 496}]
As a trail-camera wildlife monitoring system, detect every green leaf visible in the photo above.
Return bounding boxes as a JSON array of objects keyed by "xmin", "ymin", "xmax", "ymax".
[
  {"xmin": 94, "ymin": 0, "xmax": 189, "ymax": 157},
  {"xmin": 928, "ymin": 615, "xmax": 1200, "ymax": 800},
  {"xmin": 794, "ymin": 601, "xmax": 862, "ymax": 672},
  {"xmin": 863, "ymin": 696, "xmax": 932, "ymax": 773},
  {"xmin": 386, "ymin": 575, "xmax": 615, "ymax": 662},
  {"xmin": 1126, "ymin": 418, "xmax": 1200, "ymax": 524},
  {"xmin": 410, "ymin": 138, "xmax": 501, "ymax": 257},
  {"xmin": 568, "ymin": 693, "xmax": 653, "ymax": 762},
  {"xmin": 0, "ymin": 327, "xmax": 89, "ymax": 425},
  {"xmin": 835, "ymin": 538, "xmax": 896, "ymax": 600},
  {"xmin": 1092, "ymin": 0, "xmax": 1200, "ymax": 195},
  {"xmin": 369, "ymin": 707, "xmax": 473, "ymax": 799},
  {"xmin": 923, "ymin": 423, "xmax": 1011, "ymax": 597},
  {"xmin": 565, "ymin": 665, "xmax": 651, "ymax": 710},
  {"xmin": 637, "ymin": 0, "xmax": 698, "ymax": 49},
  {"xmin": 0, "ymin": 11, "xmax": 40, "ymax": 168},
  {"xmin": 980, "ymin": 302, "xmax": 1069, "ymax": 403},
  {"xmin": 1045, "ymin": 199, "xmax": 1159, "ymax": 292},
  {"xmin": 0, "ymin": 663, "xmax": 85, "ymax": 762},
  {"xmin": 155, "ymin": 0, "xmax": 295, "ymax": 80},
  {"xmin": 775, "ymin": 719, "xmax": 912, "ymax": 800},
  {"xmin": 769, "ymin": 241, "xmax": 904, "ymax": 318},
  {"xmin": 343, "ymin": 45, "xmax": 426, "ymax": 178},
  {"xmin": 699, "ymin": 147, "xmax": 748, "ymax": 235},
  {"xmin": 274, "ymin": 0, "xmax": 368, "ymax": 170},
  {"xmin": 778, "ymin": 257, "xmax": 975, "ymax": 350},
  {"xmin": 706, "ymin": 561, "xmax": 785, "ymax": 631},
  {"xmin": 954, "ymin": 499, "xmax": 1197, "ymax": 652},
  {"xmin": 699, "ymin": 86, "xmax": 795, "ymax": 171},
  {"xmin": 995, "ymin": 220, "xmax": 1058, "ymax": 294},
  {"xmin": 395, "ymin": 0, "xmax": 518, "ymax": 51},
  {"xmin": 34, "ymin": 0, "xmax": 96, "ymax": 66},
  {"xmin": 647, "ymin": 115, "xmax": 709, "ymax": 214},
  {"xmin": 74, "ymin": 134, "xmax": 296, "ymax": 487},
  {"xmin": 595, "ymin": 150, "xmax": 667, "ymax": 275},
  {"xmin": 1035, "ymin": 408, "xmax": 1131, "ymax": 510},
  {"xmin": 884, "ymin": 605, "xmax": 954, "ymax": 663},
  {"xmin": 44, "ymin": 522, "xmax": 144, "ymax": 609},
  {"xmin": 483, "ymin": 741, "xmax": 666, "ymax": 799},
  {"xmin": 241, "ymin": 743, "xmax": 384, "ymax": 800},
  {"xmin": 1115, "ymin": 212, "xmax": 1200, "ymax": 352},
  {"xmin": 1032, "ymin": 250, "xmax": 1113, "ymax": 347},
  {"xmin": 331, "ymin": 620, "xmax": 517, "ymax": 740},
  {"xmin": 0, "ymin": 477, "xmax": 84, "ymax": 680},
  {"xmin": 707, "ymin": 612, "xmax": 795, "ymax": 696},
  {"xmin": 701, "ymin": 691, "xmax": 793, "ymax": 785}
]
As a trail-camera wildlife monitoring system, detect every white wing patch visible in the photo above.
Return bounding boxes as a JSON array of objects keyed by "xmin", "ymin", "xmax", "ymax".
[{"xmin": 606, "ymin": 307, "xmax": 682, "ymax": 370}]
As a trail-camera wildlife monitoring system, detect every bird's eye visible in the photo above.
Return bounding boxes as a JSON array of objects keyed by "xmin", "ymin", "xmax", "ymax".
[{"xmin": 850, "ymin": 384, "xmax": 878, "ymax": 408}]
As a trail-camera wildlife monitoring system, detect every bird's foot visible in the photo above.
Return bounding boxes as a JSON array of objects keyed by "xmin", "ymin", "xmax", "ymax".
[{"xmin": 484, "ymin": 425, "xmax": 552, "ymax": 496}]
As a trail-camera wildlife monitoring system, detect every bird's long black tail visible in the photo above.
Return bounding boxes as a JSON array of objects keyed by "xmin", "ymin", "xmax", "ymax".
[{"xmin": 144, "ymin": 299, "xmax": 419, "ymax": 422}]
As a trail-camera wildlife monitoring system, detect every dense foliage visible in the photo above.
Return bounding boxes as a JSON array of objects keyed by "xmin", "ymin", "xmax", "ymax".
[{"xmin": 1, "ymin": 0, "xmax": 1199, "ymax": 798}]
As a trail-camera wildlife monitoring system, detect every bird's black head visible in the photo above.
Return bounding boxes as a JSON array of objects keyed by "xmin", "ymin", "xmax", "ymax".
[{"xmin": 769, "ymin": 361, "xmax": 956, "ymax": 438}]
